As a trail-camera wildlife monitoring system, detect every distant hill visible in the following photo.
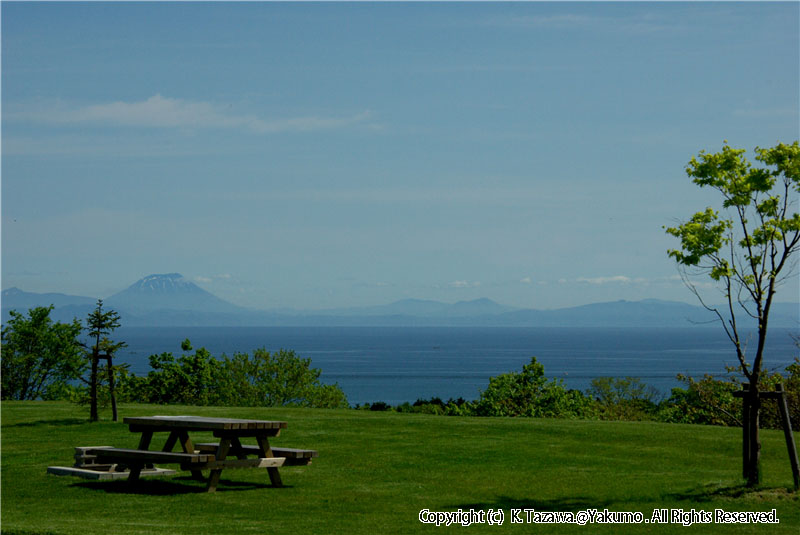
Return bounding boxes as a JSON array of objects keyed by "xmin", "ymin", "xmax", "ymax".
[
  {"xmin": 1, "ymin": 288, "xmax": 98, "ymax": 324},
  {"xmin": 315, "ymin": 297, "xmax": 517, "ymax": 318},
  {"xmin": 495, "ymin": 299, "xmax": 799, "ymax": 328},
  {"xmin": 105, "ymin": 273, "xmax": 245, "ymax": 314},
  {"xmin": 1, "ymin": 287, "xmax": 97, "ymax": 309},
  {"xmin": 494, "ymin": 299, "xmax": 713, "ymax": 327},
  {"xmin": 2, "ymin": 274, "xmax": 798, "ymax": 328}
]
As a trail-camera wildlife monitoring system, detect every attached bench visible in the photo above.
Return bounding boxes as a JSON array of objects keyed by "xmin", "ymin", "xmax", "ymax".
[
  {"xmin": 84, "ymin": 445, "xmax": 318, "ymax": 481},
  {"xmin": 74, "ymin": 445, "xmax": 119, "ymax": 471},
  {"xmin": 87, "ymin": 448, "xmax": 215, "ymax": 464},
  {"xmin": 85, "ymin": 447, "xmax": 216, "ymax": 482},
  {"xmin": 195, "ymin": 443, "xmax": 318, "ymax": 466},
  {"xmin": 46, "ymin": 447, "xmax": 178, "ymax": 480}
]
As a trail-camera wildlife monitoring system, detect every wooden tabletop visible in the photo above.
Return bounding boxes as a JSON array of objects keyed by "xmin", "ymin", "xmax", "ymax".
[{"xmin": 123, "ymin": 416, "xmax": 288, "ymax": 432}]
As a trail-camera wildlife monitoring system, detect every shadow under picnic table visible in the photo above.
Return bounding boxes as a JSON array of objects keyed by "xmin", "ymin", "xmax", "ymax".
[{"xmin": 73, "ymin": 475, "xmax": 284, "ymax": 495}]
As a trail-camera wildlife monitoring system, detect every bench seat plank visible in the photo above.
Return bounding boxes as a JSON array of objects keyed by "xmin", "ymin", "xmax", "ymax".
[
  {"xmin": 182, "ymin": 458, "xmax": 288, "ymax": 471},
  {"xmin": 195, "ymin": 443, "xmax": 318, "ymax": 458},
  {"xmin": 86, "ymin": 448, "xmax": 214, "ymax": 464},
  {"xmin": 272, "ymin": 447, "xmax": 318, "ymax": 458}
]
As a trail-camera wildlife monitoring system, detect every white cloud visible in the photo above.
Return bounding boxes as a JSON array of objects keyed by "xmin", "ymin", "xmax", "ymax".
[
  {"xmin": 577, "ymin": 276, "xmax": 632, "ymax": 285},
  {"xmin": 194, "ymin": 273, "xmax": 234, "ymax": 284},
  {"xmin": 354, "ymin": 281, "xmax": 395, "ymax": 289},
  {"xmin": 449, "ymin": 280, "xmax": 481, "ymax": 288},
  {"xmin": 501, "ymin": 14, "xmax": 598, "ymax": 29},
  {"xmin": 573, "ymin": 275, "xmax": 688, "ymax": 286},
  {"xmin": 9, "ymin": 94, "xmax": 372, "ymax": 134},
  {"xmin": 215, "ymin": 185, "xmax": 568, "ymax": 209},
  {"xmin": 520, "ymin": 277, "xmax": 532, "ymax": 284},
  {"xmin": 484, "ymin": 12, "xmax": 678, "ymax": 34},
  {"xmin": 732, "ymin": 107, "xmax": 799, "ymax": 119}
]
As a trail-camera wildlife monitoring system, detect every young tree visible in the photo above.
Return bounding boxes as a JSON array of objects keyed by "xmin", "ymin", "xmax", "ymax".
[
  {"xmin": 120, "ymin": 341, "xmax": 349, "ymax": 409},
  {"xmin": 85, "ymin": 300, "xmax": 126, "ymax": 421},
  {"xmin": 474, "ymin": 357, "xmax": 596, "ymax": 419},
  {"xmin": 666, "ymin": 140, "xmax": 799, "ymax": 486},
  {"xmin": 1, "ymin": 307, "xmax": 85, "ymax": 400}
]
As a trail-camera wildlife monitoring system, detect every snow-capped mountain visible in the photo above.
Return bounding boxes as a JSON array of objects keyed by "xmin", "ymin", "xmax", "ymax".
[{"xmin": 105, "ymin": 273, "xmax": 244, "ymax": 314}]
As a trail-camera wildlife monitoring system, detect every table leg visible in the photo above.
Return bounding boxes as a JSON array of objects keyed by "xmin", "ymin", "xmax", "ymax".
[
  {"xmin": 256, "ymin": 435, "xmax": 283, "ymax": 487},
  {"xmin": 206, "ymin": 438, "xmax": 232, "ymax": 493},
  {"xmin": 230, "ymin": 437, "xmax": 248, "ymax": 460},
  {"xmin": 176, "ymin": 431, "xmax": 204, "ymax": 481},
  {"xmin": 137, "ymin": 431, "xmax": 153, "ymax": 450},
  {"xmin": 136, "ymin": 431, "xmax": 155, "ymax": 471},
  {"xmin": 128, "ymin": 463, "xmax": 143, "ymax": 483},
  {"xmin": 163, "ymin": 431, "xmax": 179, "ymax": 452}
]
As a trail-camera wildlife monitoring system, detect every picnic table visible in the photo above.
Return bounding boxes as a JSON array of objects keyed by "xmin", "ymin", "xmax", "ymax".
[{"xmin": 84, "ymin": 415, "xmax": 317, "ymax": 492}]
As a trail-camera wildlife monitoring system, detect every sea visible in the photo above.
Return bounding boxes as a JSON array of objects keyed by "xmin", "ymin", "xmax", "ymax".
[{"xmin": 111, "ymin": 326, "xmax": 798, "ymax": 406}]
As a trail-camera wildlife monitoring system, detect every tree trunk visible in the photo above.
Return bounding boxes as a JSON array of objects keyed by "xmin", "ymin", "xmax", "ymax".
[
  {"xmin": 742, "ymin": 385, "xmax": 750, "ymax": 479},
  {"xmin": 89, "ymin": 351, "xmax": 99, "ymax": 422},
  {"xmin": 745, "ymin": 388, "xmax": 761, "ymax": 487},
  {"xmin": 106, "ymin": 356, "xmax": 118, "ymax": 422},
  {"xmin": 19, "ymin": 358, "xmax": 35, "ymax": 401}
]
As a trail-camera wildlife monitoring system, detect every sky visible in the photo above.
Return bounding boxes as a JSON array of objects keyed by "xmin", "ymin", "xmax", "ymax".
[{"xmin": 2, "ymin": 2, "xmax": 799, "ymax": 311}]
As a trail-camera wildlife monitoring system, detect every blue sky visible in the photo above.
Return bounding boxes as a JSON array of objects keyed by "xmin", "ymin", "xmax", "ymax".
[{"xmin": 2, "ymin": 2, "xmax": 798, "ymax": 310}]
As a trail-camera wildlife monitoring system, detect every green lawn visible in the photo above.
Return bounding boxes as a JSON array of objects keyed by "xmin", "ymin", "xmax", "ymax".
[{"xmin": 2, "ymin": 402, "xmax": 798, "ymax": 534}]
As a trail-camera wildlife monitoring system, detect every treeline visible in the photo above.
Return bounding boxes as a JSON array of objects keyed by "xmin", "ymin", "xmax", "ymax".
[
  {"xmin": 112, "ymin": 340, "xmax": 349, "ymax": 409},
  {"xmin": 2, "ymin": 305, "xmax": 798, "ymax": 429},
  {"xmin": 1, "ymin": 306, "xmax": 349, "ymax": 411},
  {"xmin": 356, "ymin": 357, "xmax": 800, "ymax": 431}
]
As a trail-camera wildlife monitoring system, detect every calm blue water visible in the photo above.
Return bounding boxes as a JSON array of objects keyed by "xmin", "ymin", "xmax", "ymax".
[{"xmin": 109, "ymin": 326, "xmax": 798, "ymax": 406}]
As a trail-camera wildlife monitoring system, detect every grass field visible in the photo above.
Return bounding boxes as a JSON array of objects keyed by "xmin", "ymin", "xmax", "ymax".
[{"xmin": 2, "ymin": 402, "xmax": 798, "ymax": 534}]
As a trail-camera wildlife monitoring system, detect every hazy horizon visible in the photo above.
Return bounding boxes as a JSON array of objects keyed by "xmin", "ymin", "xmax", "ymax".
[
  {"xmin": 4, "ymin": 274, "xmax": 799, "ymax": 315},
  {"xmin": 3, "ymin": 2, "xmax": 798, "ymax": 311}
]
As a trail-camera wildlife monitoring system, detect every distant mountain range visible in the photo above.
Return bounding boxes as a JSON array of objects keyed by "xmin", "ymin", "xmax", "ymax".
[
  {"xmin": 310, "ymin": 297, "xmax": 517, "ymax": 318},
  {"xmin": 2, "ymin": 273, "xmax": 798, "ymax": 328}
]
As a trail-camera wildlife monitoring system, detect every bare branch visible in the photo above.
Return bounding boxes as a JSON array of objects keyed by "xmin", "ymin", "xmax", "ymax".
[{"xmin": 675, "ymin": 266, "xmax": 752, "ymax": 377}]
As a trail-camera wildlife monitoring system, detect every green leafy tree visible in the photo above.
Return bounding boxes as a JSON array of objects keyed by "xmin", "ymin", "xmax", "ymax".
[
  {"xmin": 119, "ymin": 340, "xmax": 222, "ymax": 405},
  {"xmin": 658, "ymin": 373, "xmax": 741, "ymax": 427},
  {"xmin": 217, "ymin": 348, "xmax": 349, "ymax": 408},
  {"xmin": 474, "ymin": 357, "xmax": 595, "ymax": 419},
  {"xmin": 781, "ymin": 357, "xmax": 800, "ymax": 431},
  {"xmin": 85, "ymin": 300, "xmax": 125, "ymax": 422},
  {"xmin": 588, "ymin": 377, "xmax": 660, "ymax": 421},
  {"xmin": 1, "ymin": 307, "xmax": 84, "ymax": 400},
  {"xmin": 119, "ymin": 341, "xmax": 349, "ymax": 409},
  {"xmin": 658, "ymin": 360, "xmax": 800, "ymax": 431},
  {"xmin": 665, "ymin": 140, "xmax": 799, "ymax": 486}
]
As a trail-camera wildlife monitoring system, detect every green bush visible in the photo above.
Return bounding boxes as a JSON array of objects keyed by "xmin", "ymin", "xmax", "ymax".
[
  {"xmin": 657, "ymin": 374, "xmax": 740, "ymax": 426},
  {"xmin": 473, "ymin": 357, "xmax": 596, "ymax": 419},
  {"xmin": 216, "ymin": 347, "xmax": 349, "ymax": 408},
  {"xmin": 783, "ymin": 357, "xmax": 800, "ymax": 429},
  {"xmin": 119, "ymin": 340, "xmax": 222, "ymax": 405},
  {"xmin": 392, "ymin": 397, "xmax": 474, "ymax": 416},
  {"xmin": 756, "ymin": 358, "xmax": 800, "ymax": 431},
  {"xmin": 657, "ymin": 358, "xmax": 800, "ymax": 430},
  {"xmin": 118, "ymin": 340, "xmax": 348, "ymax": 409},
  {"xmin": 1, "ymin": 307, "xmax": 85, "ymax": 401},
  {"xmin": 588, "ymin": 376, "xmax": 660, "ymax": 421}
]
